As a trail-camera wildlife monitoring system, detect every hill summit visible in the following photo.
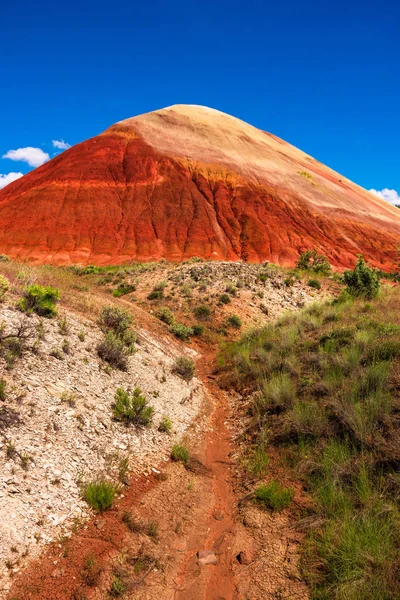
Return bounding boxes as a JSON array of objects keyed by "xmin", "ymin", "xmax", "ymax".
[{"xmin": 0, "ymin": 104, "xmax": 399, "ymax": 268}]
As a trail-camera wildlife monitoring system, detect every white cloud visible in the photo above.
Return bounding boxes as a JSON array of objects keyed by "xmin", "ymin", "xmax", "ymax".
[
  {"xmin": 52, "ymin": 139, "xmax": 71, "ymax": 150},
  {"xmin": 0, "ymin": 172, "xmax": 24, "ymax": 189},
  {"xmin": 2, "ymin": 147, "xmax": 50, "ymax": 168},
  {"xmin": 370, "ymin": 188, "xmax": 400, "ymax": 206}
]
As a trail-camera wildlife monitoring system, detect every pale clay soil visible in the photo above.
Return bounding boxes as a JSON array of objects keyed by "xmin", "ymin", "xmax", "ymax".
[{"xmin": 0, "ymin": 261, "xmax": 324, "ymax": 599}]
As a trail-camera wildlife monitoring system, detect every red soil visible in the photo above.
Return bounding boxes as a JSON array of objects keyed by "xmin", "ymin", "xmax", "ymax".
[{"xmin": 0, "ymin": 105, "xmax": 399, "ymax": 269}]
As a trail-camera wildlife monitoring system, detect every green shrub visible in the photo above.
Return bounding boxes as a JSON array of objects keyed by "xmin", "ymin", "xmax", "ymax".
[
  {"xmin": 225, "ymin": 284, "xmax": 237, "ymax": 296},
  {"xmin": 112, "ymin": 387, "xmax": 154, "ymax": 426},
  {"xmin": 219, "ymin": 293, "xmax": 231, "ymax": 305},
  {"xmin": 296, "ymin": 249, "xmax": 331, "ymax": 274},
  {"xmin": 98, "ymin": 306, "xmax": 132, "ymax": 337},
  {"xmin": 254, "ymin": 481, "xmax": 294, "ymax": 511},
  {"xmin": 156, "ymin": 306, "xmax": 175, "ymax": 325},
  {"xmin": 343, "ymin": 255, "xmax": 380, "ymax": 299},
  {"xmin": 109, "ymin": 576, "xmax": 127, "ymax": 597},
  {"xmin": 112, "ymin": 283, "xmax": 136, "ymax": 297},
  {"xmin": 19, "ymin": 285, "xmax": 60, "ymax": 318},
  {"xmin": 172, "ymin": 356, "xmax": 195, "ymax": 381},
  {"xmin": 158, "ymin": 415, "xmax": 173, "ymax": 433},
  {"xmin": 58, "ymin": 316, "xmax": 69, "ymax": 335},
  {"xmin": 170, "ymin": 323, "xmax": 194, "ymax": 340},
  {"xmin": 0, "ymin": 275, "xmax": 10, "ymax": 301},
  {"xmin": 97, "ymin": 332, "xmax": 129, "ymax": 371},
  {"xmin": 171, "ymin": 444, "xmax": 189, "ymax": 464},
  {"xmin": 193, "ymin": 305, "xmax": 211, "ymax": 320},
  {"xmin": 147, "ymin": 281, "xmax": 167, "ymax": 300},
  {"xmin": 83, "ymin": 480, "xmax": 118, "ymax": 512},
  {"xmin": 307, "ymin": 278, "xmax": 321, "ymax": 289},
  {"xmin": 192, "ymin": 324, "xmax": 204, "ymax": 336},
  {"xmin": 226, "ymin": 314, "xmax": 242, "ymax": 329}
]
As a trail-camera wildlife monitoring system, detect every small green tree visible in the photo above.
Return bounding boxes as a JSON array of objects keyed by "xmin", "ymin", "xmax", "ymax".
[
  {"xmin": 296, "ymin": 249, "xmax": 331, "ymax": 274},
  {"xmin": 343, "ymin": 255, "xmax": 380, "ymax": 299},
  {"xmin": 112, "ymin": 387, "xmax": 154, "ymax": 426},
  {"xmin": 19, "ymin": 285, "xmax": 60, "ymax": 317}
]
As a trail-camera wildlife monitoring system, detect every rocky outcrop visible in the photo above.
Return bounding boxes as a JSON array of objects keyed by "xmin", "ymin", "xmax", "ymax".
[{"xmin": 0, "ymin": 105, "xmax": 399, "ymax": 269}]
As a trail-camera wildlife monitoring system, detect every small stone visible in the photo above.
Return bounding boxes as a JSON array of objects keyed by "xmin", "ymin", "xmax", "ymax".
[
  {"xmin": 197, "ymin": 550, "xmax": 218, "ymax": 566},
  {"xmin": 213, "ymin": 509, "xmax": 224, "ymax": 521}
]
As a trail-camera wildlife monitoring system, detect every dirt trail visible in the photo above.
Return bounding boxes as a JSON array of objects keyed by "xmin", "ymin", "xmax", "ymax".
[{"xmin": 174, "ymin": 355, "xmax": 237, "ymax": 600}]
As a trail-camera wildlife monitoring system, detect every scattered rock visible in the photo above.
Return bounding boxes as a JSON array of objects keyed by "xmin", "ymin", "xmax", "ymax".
[{"xmin": 197, "ymin": 550, "xmax": 218, "ymax": 566}]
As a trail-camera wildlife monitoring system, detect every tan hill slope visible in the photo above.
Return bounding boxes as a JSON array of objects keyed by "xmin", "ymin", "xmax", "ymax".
[{"xmin": 0, "ymin": 104, "xmax": 399, "ymax": 268}]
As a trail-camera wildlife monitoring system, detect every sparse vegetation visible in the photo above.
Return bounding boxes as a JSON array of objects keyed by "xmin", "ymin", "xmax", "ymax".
[
  {"xmin": 147, "ymin": 280, "xmax": 167, "ymax": 300},
  {"xmin": 193, "ymin": 305, "xmax": 211, "ymax": 320},
  {"xmin": 156, "ymin": 306, "xmax": 174, "ymax": 325},
  {"xmin": 219, "ymin": 293, "xmax": 231, "ymax": 305},
  {"xmin": 18, "ymin": 284, "xmax": 60, "ymax": 317},
  {"xmin": 158, "ymin": 415, "xmax": 173, "ymax": 433},
  {"xmin": 172, "ymin": 356, "xmax": 195, "ymax": 381},
  {"xmin": 171, "ymin": 444, "xmax": 189, "ymax": 464},
  {"xmin": 58, "ymin": 316, "xmax": 70, "ymax": 335},
  {"xmin": 83, "ymin": 480, "xmax": 118, "ymax": 512},
  {"xmin": 112, "ymin": 387, "xmax": 154, "ymax": 426},
  {"xmin": 0, "ymin": 378, "xmax": 6, "ymax": 401},
  {"xmin": 0, "ymin": 275, "xmax": 10, "ymax": 301},
  {"xmin": 296, "ymin": 249, "xmax": 331, "ymax": 275},
  {"xmin": 307, "ymin": 278, "xmax": 321, "ymax": 289},
  {"xmin": 254, "ymin": 481, "xmax": 294, "ymax": 511},
  {"xmin": 169, "ymin": 323, "xmax": 194, "ymax": 340},
  {"xmin": 112, "ymin": 282, "xmax": 136, "ymax": 297},
  {"xmin": 97, "ymin": 333, "xmax": 129, "ymax": 370},
  {"xmin": 226, "ymin": 314, "xmax": 242, "ymax": 329},
  {"xmin": 82, "ymin": 554, "xmax": 103, "ymax": 587}
]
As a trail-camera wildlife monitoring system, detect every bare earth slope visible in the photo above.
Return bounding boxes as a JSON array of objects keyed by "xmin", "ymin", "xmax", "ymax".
[{"xmin": 0, "ymin": 104, "xmax": 399, "ymax": 268}]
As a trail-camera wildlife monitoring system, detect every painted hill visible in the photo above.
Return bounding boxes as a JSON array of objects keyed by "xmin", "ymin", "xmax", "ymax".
[{"xmin": 0, "ymin": 104, "xmax": 399, "ymax": 268}]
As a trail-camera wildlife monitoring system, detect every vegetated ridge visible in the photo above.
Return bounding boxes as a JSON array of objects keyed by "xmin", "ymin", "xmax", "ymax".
[{"xmin": 0, "ymin": 105, "xmax": 399, "ymax": 268}]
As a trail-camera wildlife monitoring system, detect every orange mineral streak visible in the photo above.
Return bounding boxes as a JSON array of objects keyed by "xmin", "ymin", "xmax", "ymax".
[{"xmin": 0, "ymin": 104, "xmax": 399, "ymax": 268}]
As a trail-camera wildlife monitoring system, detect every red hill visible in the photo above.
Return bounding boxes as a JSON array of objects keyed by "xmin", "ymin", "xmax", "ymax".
[{"xmin": 0, "ymin": 104, "xmax": 399, "ymax": 268}]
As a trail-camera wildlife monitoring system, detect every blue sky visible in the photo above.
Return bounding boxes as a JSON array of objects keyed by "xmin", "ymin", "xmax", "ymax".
[{"xmin": 1, "ymin": 0, "xmax": 399, "ymax": 203}]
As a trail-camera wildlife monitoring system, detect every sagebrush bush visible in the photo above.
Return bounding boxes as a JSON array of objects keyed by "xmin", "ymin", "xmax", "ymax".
[
  {"xmin": 343, "ymin": 255, "xmax": 380, "ymax": 299},
  {"xmin": 193, "ymin": 305, "xmax": 211, "ymax": 320},
  {"xmin": 97, "ymin": 306, "xmax": 135, "ymax": 369},
  {"xmin": 112, "ymin": 387, "xmax": 154, "ymax": 426},
  {"xmin": 172, "ymin": 356, "xmax": 195, "ymax": 381},
  {"xmin": 170, "ymin": 323, "xmax": 194, "ymax": 340},
  {"xmin": 98, "ymin": 306, "xmax": 132, "ymax": 337},
  {"xmin": 83, "ymin": 480, "xmax": 118, "ymax": 512},
  {"xmin": 156, "ymin": 307, "xmax": 174, "ymax": 325},
  {"xmin": 226, "ymin": 314, "xmax": 242, "ymax": 329},
  {"xmin": 19, "ymin": 285, "xmax": 60, "ymax": 317},
  {"xmin": 219, "ymin": 293, "xmax": 231, "ymax": 305},
  {"xmin": 97, "ymin": 332, "xmax": 129, "ymax": 371}
]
